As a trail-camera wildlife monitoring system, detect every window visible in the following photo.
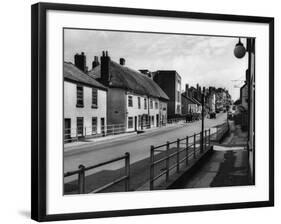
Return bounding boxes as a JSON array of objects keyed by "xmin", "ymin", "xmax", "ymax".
[
  {"xmin": 92, "ymin": 117, "xmax": 97, "ymax": 134},
  {"xmin": 76, "ymin": 85, "xmax": 84, "ymax": 107},
  {"xmin": 138, "ymin": 97, "xmax": 141, "ymax": 109},
  {"xmin": 76, "ymin": 117, "xmax": 84, "ymax": 136},
  {"xmin": 150, "ymin": 99, "xmax": 153, "ymax": 109},
  {"xmin": 128, "ymin": 117, "xmax": 133, "ymax": 129},
  {"xmin": 138, "ymin": 115, "xmax": 141, "ymax": 127},
  {"xmin": 155, "ymin": 101, "xmax": 158, "ymax": 109},
  {"xmin": 177, "ymin": 105, "xmax": 181, "ymax": 114},
  {"xmin": 177, "ymin": 91, "xmax": 180, "ymax": 102},
  {"xmin": 144, "ymin": 98, "xmax": 147, "ymax": 109},
  {"xmin": 128, "ymin": 96, "xmax": 133, "ymax": 107},
  {"xmin": 92, "ymin": 88, "xmax": 98, "ymax": 108}
]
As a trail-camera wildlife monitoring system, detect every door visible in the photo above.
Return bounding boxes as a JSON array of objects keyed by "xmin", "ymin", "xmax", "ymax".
[
  {"xmin": 101, "ymin": 118, "xmax": 105, "ymax": 136},
  {"xmin": 134, "ymin": 116, "xmax": 137, "ymax": 131},
  {"xmin": 76, "ymin": 117, "xmax": 84, "ymax": 138},
  {"xmin": 64, "ymin": 119, "xmax": 71, "ymax": 142},
  {"xmin": 156, "ymin": 114, "xmax": 159, "ymax": 127}
]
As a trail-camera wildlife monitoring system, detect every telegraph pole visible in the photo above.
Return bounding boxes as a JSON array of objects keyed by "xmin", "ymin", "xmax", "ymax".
[{"xmin": 200, "ymin": 87, "xmax": 205, "ymax": 153}]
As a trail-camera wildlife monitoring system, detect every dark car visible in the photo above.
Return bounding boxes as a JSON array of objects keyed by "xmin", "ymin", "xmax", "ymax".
[{"xmin": 210, "ymin": 112, "xmax": 216, "ymax": 119}]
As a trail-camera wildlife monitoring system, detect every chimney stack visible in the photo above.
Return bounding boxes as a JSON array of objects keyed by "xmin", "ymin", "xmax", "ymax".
[
  {"xmin": 100, "ymin": 51, "xmax": 110, "ymax": 85},
  {"xmin": 120, "ymin": 58, "xmax": 125, "ymax": 66},
  {"xmin": 92, "ymin": 56, "xmax": 100, "ymax": 69},
  {"xmin": 74, "ymin": 52, "xmax": 87, "ymax": 73},
  {"xmin": 185, "ymin": 84, "xmax": 189, "ymax": 97}
]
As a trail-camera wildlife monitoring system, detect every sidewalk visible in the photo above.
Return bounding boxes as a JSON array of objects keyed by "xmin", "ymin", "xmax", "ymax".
[{"xmin": 174, "ymin": 121, "xmax": 251, "ymax": 189}]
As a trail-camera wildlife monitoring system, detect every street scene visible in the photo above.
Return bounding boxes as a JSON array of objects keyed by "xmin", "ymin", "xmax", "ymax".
[{"xmin": 63, "ymin": 29, "xmax": 255, "ymax": 194}]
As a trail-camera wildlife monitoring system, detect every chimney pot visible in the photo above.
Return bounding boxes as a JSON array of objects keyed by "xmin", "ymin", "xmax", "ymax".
[{"xmin": 120, "ymin": 58, "xmax": 125, "ymax": 66}]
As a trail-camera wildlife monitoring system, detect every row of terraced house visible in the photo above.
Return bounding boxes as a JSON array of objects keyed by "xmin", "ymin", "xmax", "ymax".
[
  {"xmin": 64, "ymin": 51, "xmax": 229, "ymax": 142},
  {"xmin": 64, "ymin": 51, "xmax": 171, "ymax": 142}
]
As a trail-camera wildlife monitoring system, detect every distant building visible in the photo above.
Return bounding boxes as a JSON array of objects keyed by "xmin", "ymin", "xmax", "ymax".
[
  {"xmin": 153, "ymin": 70, "xmax": 182, "ymax": 118},
  {"xmin": 205, "ymin": 87, "xmax": 216, "ymax": 113},
  {"xmin": 64, "ymin": 59, "xmax": 107, "ymax": 142},
  {"xmin": 88, "ymin": 51, "xmax": 169, "ymax": 132},
  {"xmin": 181, "ymin": 84, "xmax": 201, "ymax": 114}
]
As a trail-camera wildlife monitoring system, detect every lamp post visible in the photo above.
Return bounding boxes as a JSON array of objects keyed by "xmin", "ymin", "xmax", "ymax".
[{"xmin": 200, "ymin": 87, "xmax": 205, "ymax": 153}]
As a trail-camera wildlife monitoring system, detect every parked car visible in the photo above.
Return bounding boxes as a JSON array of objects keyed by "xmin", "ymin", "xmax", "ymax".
[{"xmin": 209, "ymin": 112, "xmax": 216, "ymax": 119}]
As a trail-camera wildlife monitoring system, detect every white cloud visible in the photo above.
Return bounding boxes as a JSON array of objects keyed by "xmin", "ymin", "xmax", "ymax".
[{"xmin": 64, "ymin": 29, "xmax": 248, "ymax": 100}]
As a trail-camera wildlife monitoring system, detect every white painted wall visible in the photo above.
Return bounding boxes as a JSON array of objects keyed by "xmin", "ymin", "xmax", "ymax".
[
  {"xmin": 64, "ymin": 81, "xmax": 107, "ymax": 137},
  {"xmin": 126, "ymin": 93, "xmax": 163, "ymax": 130}
]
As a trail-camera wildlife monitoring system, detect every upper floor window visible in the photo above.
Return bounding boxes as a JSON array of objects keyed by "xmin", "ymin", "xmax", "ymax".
[
  {"xmin": 138, "ymin": 97, "xmax": 141, "ymax": 109},
  {"xmin": 92, "ymin": 88, "xmax": 98, "ymax": 108},
  {"xmin": 76, "ymin": 85, "xmax": 84, "ymax": 107},
  {"xmin": 155, "ymin": 101, "xmax": 158, "ymax": 109},
  {"xmin": 177, "ymin": 91, "xmax": 180, "ymax": 102},
  {"xmin": 144, "ymin": 98, "xmax": 147, "ymax": 109},
  {"xmin": 128, "ymin": 96, "xmax": 133, "ymax": 107},
  {"xmin": 150, "ymin": 99, "xmax": 153, "ymax": 109}
]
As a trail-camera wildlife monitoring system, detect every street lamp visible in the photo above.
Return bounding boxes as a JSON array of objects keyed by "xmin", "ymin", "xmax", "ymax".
[
  {"xmin": 234, "ymin": 38, "xmax": 246, "ymax": 59},
  {"xmin": 200, "ymin": 87, "xmax": 205, "ymax": 153}
]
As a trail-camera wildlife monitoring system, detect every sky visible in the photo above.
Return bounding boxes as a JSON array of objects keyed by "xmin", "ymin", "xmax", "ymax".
[{"xmin": 64, "ymin": 29, "xmax": 248, "ymax": 101}]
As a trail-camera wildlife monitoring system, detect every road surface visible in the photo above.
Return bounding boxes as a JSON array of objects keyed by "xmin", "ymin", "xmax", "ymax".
[{"xmin": 64, "ymin": 113, "xmax": 227, "ymax": 181}]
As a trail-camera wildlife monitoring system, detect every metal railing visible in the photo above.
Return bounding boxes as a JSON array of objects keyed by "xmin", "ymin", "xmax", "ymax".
[
  {"xmin": 64, "ymin": 123, "xmax": 126, "ymax": 142},
  {"xmin": 210, "ymin": 122, "xmax": 229, "ymax": 142},
  {"xmin": 64, "ymin": 152, "xmax": 130, "ymax": 193},
  {"xmin": 149, "ymin": 129, "xmax": 211, "ymax": 190}
]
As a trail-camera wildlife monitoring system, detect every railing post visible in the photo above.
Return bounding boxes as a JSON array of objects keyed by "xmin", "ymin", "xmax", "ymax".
[
  {"xmin": 150, "ymin": 146, "xmax": 154, "ymax": 190},
  {"xmin": 78, "ymin": 164, "xmax": 85, "ymax": 194},
  {"xmin": 205, "ymin": 130, "xmax": 207, "ymax": 150},
  {"xmin": 166, "ymin": 141, "xmax": 170, "ymax": 182},
  {"xmin": 125, "ymin": 152, "xmax": 130, "ymax": 191},
  {"xmin": 176, "ymin": 138, "xmax": 180, "ymax": 173},
  {"xmin": 200, "ymin": 130, "xmax": 203, "ymax": 153},
  {"xmin": 193, "ymin": 133, "xmax": 196, "ymax": 159},
  {"xmin": 186, "ymin": 136, "xmax": 189, "ymax": 166},
  {"xmin": 209, "ymin": 129, "xmax": 211, "ymax": 145}
]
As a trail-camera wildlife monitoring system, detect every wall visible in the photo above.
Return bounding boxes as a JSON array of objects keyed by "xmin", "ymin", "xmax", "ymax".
[
  {"xmin": 1, "ymin": 1, "xmax": 280, "ymax": 224},
  {"xmin": 153, "ymin": 71, "xmax": 178, "ymax": 116},
  {"xmin": 107, "ymin": 88, "xmax": 126, "ymax": 125},
  {"xmin": 64, "ymin": 81, "xmax": 107, "ymax": 136}
]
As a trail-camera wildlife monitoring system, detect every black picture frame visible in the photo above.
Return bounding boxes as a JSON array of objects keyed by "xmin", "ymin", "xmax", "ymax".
[{"xmin": 31, "ymin": 2, "xmax": 274, "ymax": 222}]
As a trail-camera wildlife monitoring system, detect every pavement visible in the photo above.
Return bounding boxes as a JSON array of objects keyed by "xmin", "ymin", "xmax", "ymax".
[{"xmin": 174, "ymin": 121, "xmax": 251, "ymax": 189}]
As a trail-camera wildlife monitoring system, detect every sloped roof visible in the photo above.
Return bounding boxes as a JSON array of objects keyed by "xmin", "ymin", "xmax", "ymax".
[
  {"xmin": 89, "ymin": 61, "xmax": 169, "ymax": 101},
  {"xmin": 64, "ymin": 62, "xmax": 107, "ymax": 90},
  {"xmin": 181, "ymin": 93, "xmax": 201, "ymax": 105}
]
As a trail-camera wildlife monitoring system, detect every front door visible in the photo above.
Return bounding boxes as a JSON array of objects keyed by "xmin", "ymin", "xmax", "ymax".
[
  {"xmin": 64, "ymin": 119, "xmax": 71, "ymax": 142},
  {"xmin": 156, "ymin": 114, "xmax": 159, "ymax": 127},
  {"xmin": 134, "ymin": 116, "xmax": 137, "ymax": 131}
]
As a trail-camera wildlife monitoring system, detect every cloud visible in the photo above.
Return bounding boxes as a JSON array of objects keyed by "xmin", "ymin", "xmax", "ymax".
[{"xmin": 64, "ymin": 29, "xmax": 247, "ymax": 100}]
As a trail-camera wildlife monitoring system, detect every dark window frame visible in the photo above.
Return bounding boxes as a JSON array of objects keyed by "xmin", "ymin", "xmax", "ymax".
[
  {"xmin": 76, "ymin": 85, "xmax": 84, "ymax": 108},
  {"xmin": 92, "ymin": 88, "xmax": 98, "ymax": 108},
  {"xmin": 128, "ymin": 117, "xmax": 133, "ymax": 129},
  {"xmin": 128, "ymin": 95, "xmax": 133, "ymax": 107},
  {"xmin": 92, "ymin": 117, "xmax": 97, "ymax": 134}
]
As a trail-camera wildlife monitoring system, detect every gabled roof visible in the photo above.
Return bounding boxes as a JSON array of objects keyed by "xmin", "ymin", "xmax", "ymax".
[
  {"xmin": 64, "ymin": 62, "xmax": 107, "ymax": 91},
  {"xmin": 89, "ymin": 61, "xmax": 169, "ymax": 101},
  {"xmin": 181, "ymin": 93, "xmax": 201, "ymax": 105}
]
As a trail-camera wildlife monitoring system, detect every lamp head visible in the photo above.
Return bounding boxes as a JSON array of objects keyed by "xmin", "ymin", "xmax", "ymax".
[{"xmin": 234, "ymin": 38, "xmax": 246, "ymax": 59}]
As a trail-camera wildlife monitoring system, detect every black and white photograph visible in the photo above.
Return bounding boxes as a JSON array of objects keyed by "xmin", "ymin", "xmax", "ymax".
[{"xmin": 63, "ymin": 28, "xmax": 255, "ymax": 194}]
